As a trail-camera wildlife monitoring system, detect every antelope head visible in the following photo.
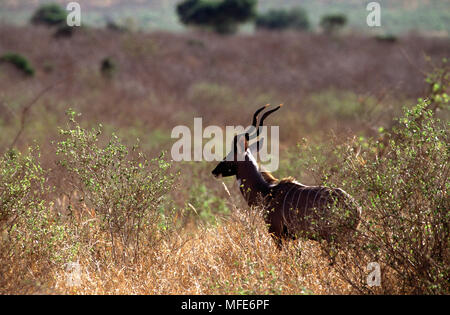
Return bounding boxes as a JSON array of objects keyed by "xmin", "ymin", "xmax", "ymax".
[{"xmin": 211, "ymin": 104, "xmax": 281, "ymax": 179}]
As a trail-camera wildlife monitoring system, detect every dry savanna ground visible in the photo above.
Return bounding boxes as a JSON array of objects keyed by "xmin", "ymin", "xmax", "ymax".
[{"xmin": 0, "ymin": 24, "xmax": 449, "ymax": 294}]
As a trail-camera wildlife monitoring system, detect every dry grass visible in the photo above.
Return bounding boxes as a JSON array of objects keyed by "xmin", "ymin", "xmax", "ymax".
[{"xmin": 50, "ymin": 206, "xmax": 350, "ymax": 295}]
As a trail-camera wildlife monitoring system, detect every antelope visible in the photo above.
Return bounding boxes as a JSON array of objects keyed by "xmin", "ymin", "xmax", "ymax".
[{"xmin": 211, "ymin": 105, "xmax": 361, "ymax": 248}]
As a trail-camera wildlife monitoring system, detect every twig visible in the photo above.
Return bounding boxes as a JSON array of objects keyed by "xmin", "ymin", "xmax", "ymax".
[
  {"xmin": 399, "ymin": 48, "xmax": 428, "ymax": 77},
  {"xmin": 8, "ymin": 83, "xmax": 60, "ymax": 150}
]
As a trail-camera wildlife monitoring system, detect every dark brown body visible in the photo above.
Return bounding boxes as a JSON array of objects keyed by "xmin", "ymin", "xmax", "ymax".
[
  {"xmin": 262, "ymin": 180, "xmax": 361, "ymax": 244},
  {"xmin": 235, "ymin": 159, "xmax": 361, "ymax": 246}
]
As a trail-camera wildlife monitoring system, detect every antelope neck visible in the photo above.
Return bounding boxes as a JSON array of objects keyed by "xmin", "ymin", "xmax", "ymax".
[{"xmin": 236, "ymin": 150, "xmax": 270, "ymax": 206}]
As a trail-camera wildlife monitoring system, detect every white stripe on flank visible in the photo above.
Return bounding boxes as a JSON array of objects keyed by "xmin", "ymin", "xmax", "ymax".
[
  {"xmin": 312, "ymin": 187, "xmax": 326, "ymax": 212},
  {"xmin": 287, "ymin": 187, "xmax": 299, "ymax": 223},
  {"xmin": 304, "ymin": 188, "xmax": 312, "ymax": 218},
  {"xmin": 282, "ymin": 185, "xmax": 297, "ymax": 226},
  {"xmin": 294, "ymin": 186, "xmax": 306, "ymax": 214}
]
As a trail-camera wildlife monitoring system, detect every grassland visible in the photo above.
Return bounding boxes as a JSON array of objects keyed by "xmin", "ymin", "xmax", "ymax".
[{"xmin": 0, "ymin": 24, "xmax": 448, "ymax": 294}]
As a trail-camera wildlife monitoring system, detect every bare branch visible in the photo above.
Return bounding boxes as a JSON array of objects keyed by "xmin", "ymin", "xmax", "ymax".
[{"xmin": 8, "ymin": 83, "xmax": 60, "ymax": 150}]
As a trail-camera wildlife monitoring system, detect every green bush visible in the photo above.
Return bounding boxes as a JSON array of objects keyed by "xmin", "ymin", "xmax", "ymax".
[
  {"xmin": 0, "ymin": 53, "xmax": 35, "ymax": 76},
  {"xmin": 176, "ymin": 0, "xmax": 257, "ymax": 34},
  {"xmin": 295, "ymin": 67, "xmax": 449, "ymax": 294},
  {"xmin": 30, "ymin": 3, "xmax": 67, "ymax": 27},
  {"xmin": 56, "ymin": 110, "xmax": 176, "ymax": 262},
  {"xmin": 187, "ymin": 183, "xmax": 229, "ymax": 224},
  {"xmin": 255, "ymin": 7, "xmax": 310, "ymax": 31},
  {"xmin": 320, "ymin": 14, "xmax": 347, "ymax": 34},
  {"xmin": 342, "ymin": 101, "xmax": 447, "ymax": 294},
  {"xmin": 0, "ymin": 148, "xmax": 76, "ymax": 292}
]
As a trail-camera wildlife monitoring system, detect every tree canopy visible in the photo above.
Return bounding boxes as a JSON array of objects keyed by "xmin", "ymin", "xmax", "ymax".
[
  {"xmin": 256, "ymin": 7, "xmax": 310, "ymax": 31},
  {"xmin": 320, "ymin": 14, "xmax": 348, "ymax": 34},
  {"xmin": 30, "ymin": 3, "xmax": 67, "ymax": 27},
  {"xmin": 177, "ymin": 0, "xmax": 257, "ymax": 34}
]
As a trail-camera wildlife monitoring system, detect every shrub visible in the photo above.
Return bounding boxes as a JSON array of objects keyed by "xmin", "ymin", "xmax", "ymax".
[
  {"xmin": 294, "ymin": 67, "xmax": 449, "ymax": 294},
  {"xmin": 0, "ymin": 148, "xmax": 76, "ymax": 293},
  {"xmin": 255, "ymin": 7, "xmax": 310, "ymax": 31},
  {"xmin": 100, "ymin": 57, "xmax": 117, "ymax": 78},
  {"xmin": 0, "ymin": 53, "xmax": 35, "ymax": 76},
  {"xmin": 320, "ymin": 14, "xmax": 347, "ymax": 34},
  {"xmin": 30, "ymin": 3, "xmax": 67, "ymax": 27},
  {"xmin": 187, "ymin": 182, "xmax": 229, "ymax": 224},
  {"xmin": 176, "ymin": 0, "xmax": 257, "ymax": 34},
  {"xmin": 375, "ymin": 34, "xmax": 398, "ymax": 43},
  {"xmin": 344, "ymin": 101, "xmax": 447, "ymax": 294},
  {"xmin": 56, "ymin": 111, "xmax": 176, "ymax": 263}
]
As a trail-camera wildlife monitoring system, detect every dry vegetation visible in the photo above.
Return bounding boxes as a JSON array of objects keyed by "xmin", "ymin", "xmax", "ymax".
[
  {"xmin": 0, "ymin": 24, "xmax": 449, "ymax": 294},
  {"xmin": 51, "ymin": 207, "xmax": 349, "ymax": 295}
]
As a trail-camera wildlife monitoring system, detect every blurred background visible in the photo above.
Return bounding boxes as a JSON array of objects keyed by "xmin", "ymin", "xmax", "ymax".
[
  {"xmin": 0, "ymin": 0, "xmax": 449, "ymax": 294},
  {"xmin": 0, "ymin": 0, "xmax": 449, "ymax": 214},
  {"xmin": 0, "ymin": 0, "xmax": 449, "ymax": 217}
]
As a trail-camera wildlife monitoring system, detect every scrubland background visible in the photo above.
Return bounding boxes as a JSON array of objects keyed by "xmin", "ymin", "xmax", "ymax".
[{"xmin": 0, "ymin": 0, "xmax": 449, "ymax": 294}]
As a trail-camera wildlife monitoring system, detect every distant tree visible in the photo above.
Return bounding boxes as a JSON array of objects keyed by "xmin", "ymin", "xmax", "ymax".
[
  {"xmin": 31, "ymin": 3, "xmax": 67, "ymax": 27},
  {"xmin": 320, "ymin": 14, "xmax": 347, "ymax": 34},
  {"xmin": 176, "ymin": 0, "xmax": 257, "ymax": 34},
  {"xmin": 255, "ymin": 7, "xmax": 310, "ymax": 31}
]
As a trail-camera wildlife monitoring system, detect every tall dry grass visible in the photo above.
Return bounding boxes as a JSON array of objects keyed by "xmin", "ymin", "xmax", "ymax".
[{"xmin": 51, "ymin": 206, "xmax": 350, "ymax": 295}]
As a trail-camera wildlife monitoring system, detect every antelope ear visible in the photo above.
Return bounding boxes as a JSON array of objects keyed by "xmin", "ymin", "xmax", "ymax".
[{"xmin": 248, "ymin": 138, "xmax": 264, "ymax": 155}]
